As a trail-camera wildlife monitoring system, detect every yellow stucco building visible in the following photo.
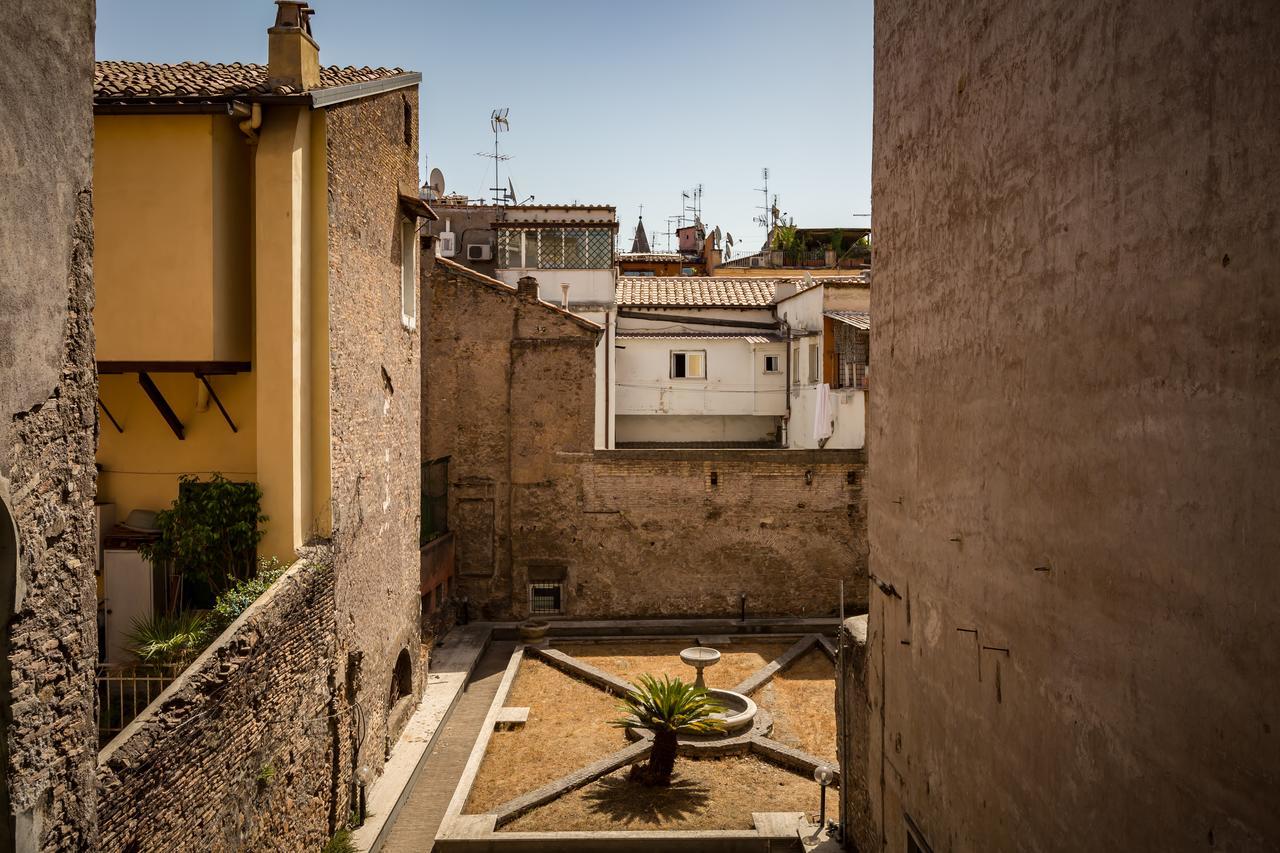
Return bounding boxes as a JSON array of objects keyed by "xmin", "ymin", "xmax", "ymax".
[{"xmin": 93, "ymin": 6, "xmax": 431, "ymax": 562}]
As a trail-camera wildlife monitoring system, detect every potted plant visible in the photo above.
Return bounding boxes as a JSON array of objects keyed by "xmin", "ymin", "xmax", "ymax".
[
  {"xmin": 518, "ymin": 619, "xmax": 550, "ymax": 642},
  {"xmin": 612, "ymin": 674, "xmax": 724, "ymax": 786}
]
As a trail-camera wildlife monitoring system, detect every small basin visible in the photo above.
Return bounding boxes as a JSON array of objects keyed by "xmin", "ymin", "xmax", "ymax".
[{"xmin": 707, "ymin": 689, "xmax": 757, "ymax": 734}]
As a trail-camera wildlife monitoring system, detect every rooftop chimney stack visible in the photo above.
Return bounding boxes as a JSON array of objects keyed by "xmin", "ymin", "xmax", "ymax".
[
  {"xmin": 267, "ymin": 0, "xmax": 320, "ymax": 93},
  {"xmin": 517, "ymin": 276, "xmax": 541, "ymax": 302}
]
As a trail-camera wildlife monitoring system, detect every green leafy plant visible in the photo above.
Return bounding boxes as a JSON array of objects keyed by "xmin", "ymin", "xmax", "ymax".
[
  {"xmin": 771, "ymin": 223, "xmax": 800, "ymax": 261},
  {"xmin": 139, "ymin": 473, "xmax": 267, "ymax": 602},
  {"xmin": 322, "ymin": 829, "xmax": 357, "ymax": 853},
  {"xmin": 210, "ymin": 557, "xmax": 288, "ymax": 632},
  {"xmin": 124, "ymin": 611, "xmax": 211, "ymax": 666},
  {"xmin": 612, "ymin": 674, "xmax": 724, "ymax": 787}
]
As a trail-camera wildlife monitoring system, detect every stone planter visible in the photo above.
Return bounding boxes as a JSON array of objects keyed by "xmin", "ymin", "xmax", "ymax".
[{"xmin": 518, "ymin": 619, "xmax": 549, "ymax": 642}]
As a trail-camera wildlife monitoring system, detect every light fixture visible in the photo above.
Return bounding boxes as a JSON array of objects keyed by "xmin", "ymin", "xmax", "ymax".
[{"xmin": 813, "ymin": 764, "xmax": 836, "ymax": 840}]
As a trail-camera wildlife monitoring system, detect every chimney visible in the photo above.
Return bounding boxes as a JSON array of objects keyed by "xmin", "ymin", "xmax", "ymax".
[
  {"xmin": 517, "ymin": 275, "xmax": 541, "ymax": 302},
  {"xmin": 267, "ymin": 1, "xmax": 320, "ymax": 93},
  {"xmin": 560, "ymin": 283, "xmax": 570, "ymax": 310},
  {"xmin": 773, "ymin": 281, "xmax": 798, "ymax": 302}
]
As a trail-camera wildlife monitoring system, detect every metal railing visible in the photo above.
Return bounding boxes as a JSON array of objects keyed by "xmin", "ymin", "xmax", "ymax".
[{"xmin": 97, "ymin": 662, "xmax": 185, "ymax": 746}]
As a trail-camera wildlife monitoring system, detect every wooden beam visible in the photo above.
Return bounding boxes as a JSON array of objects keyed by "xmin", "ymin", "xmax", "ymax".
[
  {"xmin": 98, "ymin": 361, "xmax": 250, "ymax": 375},
  {"xmin": 197, "ymin": 374, "xmax": 238, "ymax": 433},
  {"xmin": 137, "ymin": 372, "xmax": 184, "ymax": 440}
]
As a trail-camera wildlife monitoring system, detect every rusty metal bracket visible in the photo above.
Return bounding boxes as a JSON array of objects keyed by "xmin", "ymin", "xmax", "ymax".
[
  {"xmin": 138, "ymin": 371, "xmax": 184, "ymax": 440},
  {"xmin": 197, "ymin": 373, "xmax": 238, "ymax": 433},
  {"xmin": 97, "ymin": 398, "xmax": 124, "ymax": 433}
]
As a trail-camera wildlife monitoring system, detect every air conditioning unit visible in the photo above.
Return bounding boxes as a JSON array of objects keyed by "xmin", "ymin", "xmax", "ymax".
[
  {"xmin": 467, "ymin": 243, "xmax": 493, "ymax": 261},
  {"xmin": 438, "ymin": 232, "xmax": 457, "ymax": 257},
  {"xmin": 750, "ymin": 255, "xmax": 764, "ymax": 268},
  {"xmin": 438, "ymin": 218, "xmax": 457, "ymax": 257}
]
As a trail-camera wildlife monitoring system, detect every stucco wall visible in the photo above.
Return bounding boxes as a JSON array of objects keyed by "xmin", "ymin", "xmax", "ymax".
[
  {"xmin": 323, "ymin": 88, "xmax": 425, "ymax": 803},
  {"xmin": 96, "ymin": 561, "xmax": 338, "ymax": 851},
  {"xmin": 0, "ymin": 2, "xmax": 98, "ymax": 848},
  {"xmin": 867, "ymin": 2, "xmax": 1280, "ymax": 851},
  {"xmin": 425, "ymin": 259, "xmax": 868, "ymax": 620}
]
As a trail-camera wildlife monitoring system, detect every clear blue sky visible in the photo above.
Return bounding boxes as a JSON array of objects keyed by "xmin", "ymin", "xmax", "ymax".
[{"xmin": 98, "ymin": 0, "xmax": 872, "ymax": 254}]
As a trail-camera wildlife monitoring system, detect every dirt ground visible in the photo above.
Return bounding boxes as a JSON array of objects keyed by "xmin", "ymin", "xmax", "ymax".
[
  {"xmin": 502, "ymin": 754, "xmax": 822, "ymax": 832},
  {"xmin": 554, "ymin": 639, "xmax": 792, "ymax": 691},
  {"xmin": 749, "ymin": 648, "xmax": 838, "ymax": 763},
  {"xmin": 464, "ymin": 657, "xmax": 629, "ymax": 814}
]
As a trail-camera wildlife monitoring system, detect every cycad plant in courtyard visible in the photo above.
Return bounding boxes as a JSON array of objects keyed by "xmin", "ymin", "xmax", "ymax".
[{"xmin": 612, "ymin": 674, "xmax": 724, "ymax": 786}]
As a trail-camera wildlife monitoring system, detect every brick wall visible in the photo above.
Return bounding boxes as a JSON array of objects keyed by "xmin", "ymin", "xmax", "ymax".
[
  {"xmin": 323, "ymin": 87, "xmax": 424, "ymax": 803},
  {"xmin": 96, "ymin": 561, "xmax": 337, "ymax": 851},
  {"xmin": 0, "ymin": 2, "xmax": 98, "ymax": 848},
  {"xmin": 424, "ymin": 260, "xmax": 868, "ymax": 621}
]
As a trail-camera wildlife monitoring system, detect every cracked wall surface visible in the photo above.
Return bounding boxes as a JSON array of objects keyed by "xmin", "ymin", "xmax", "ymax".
[{"xmin": 869, "ymin": 2, "xmax": 1280, "ymax": 851}]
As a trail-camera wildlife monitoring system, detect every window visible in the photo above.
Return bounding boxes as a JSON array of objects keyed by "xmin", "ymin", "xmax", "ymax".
[
  {"xmin": 670, "ymin": 350, "xmax": 706, "ymax": 379},
  {"xmin": 529, "ymin": 582, "xmax": 563, "ymax": 614},
  {"xmin": 835, "ymin": 325, "xmax": 870, "ymax": 390},
  {"xmin": 421, "ymin": 457, "xmax": 449, "ymax": 545},
  {"xmin": 808, "ymin": 343, "xmax": 820, "ymax": 383},
  {"xmin": 793, "ymin": 346, "xmax": 801, "ymax": 385},
  {"xmin": 763, "ymin": 355, "xmax": 780, "ymax": 374},
  {"xmin": 401, "ymin": 218, "xmax": 417, "ymax": 329},
  {"xmin": 496, "ymin": 227, "xmax": 613, "ymax": 270}
]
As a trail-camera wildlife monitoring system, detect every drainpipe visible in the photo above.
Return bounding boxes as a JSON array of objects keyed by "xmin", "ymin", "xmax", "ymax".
[
  {"xmin": 604, "ymin": 309, "xmax": 613, "ymax": 449},
  {"xmin": 235, "ymin": 101, "xmax": 262, "ymax": 144},
  {"xmin": 781, "ymin": 318, "xmax": 792, "ymax": 447}
]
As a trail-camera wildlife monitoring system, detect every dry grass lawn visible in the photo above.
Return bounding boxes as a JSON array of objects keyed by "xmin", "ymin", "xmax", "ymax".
[
  {"xmin": 555, "ymin": 639, "xmax": 791, "ymax": 691},
  {"xmin": 464, "ymin": 657, "xmax": 627, "ymax": 814},
  {"xmin": 502, "ymin": 754, "xmax": 821, "ymax": 832},
  {"xmin": 750, "ymin": 648, "xmax": 837, "ymax": 763}
]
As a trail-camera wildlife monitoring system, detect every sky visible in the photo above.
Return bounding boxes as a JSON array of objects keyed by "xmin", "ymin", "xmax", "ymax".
[{"xmin": 97, "ymin": 0, "xmax": 873, "ymax": 256}]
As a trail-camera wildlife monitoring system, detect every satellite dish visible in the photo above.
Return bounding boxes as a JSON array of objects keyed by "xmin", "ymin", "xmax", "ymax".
[
  {"xmin": 429, "ymin": 168, "xmax": 446, "ymax": 195},
  {"xmin": 726, "ymin": 232, "xmax": 734, "ymax": 247},
  {"xmin": 803, "ymin": 272, "xmax": 816, "ymax": 291},
  {"xmin": 508, "ymin": 177, "xmax": 517, "ymax": 204}
]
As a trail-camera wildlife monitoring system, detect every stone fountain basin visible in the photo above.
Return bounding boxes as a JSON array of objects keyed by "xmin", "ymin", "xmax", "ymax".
[{"xmin": 707, "ymin": 688, "xmax": 757, "ymax": 734}]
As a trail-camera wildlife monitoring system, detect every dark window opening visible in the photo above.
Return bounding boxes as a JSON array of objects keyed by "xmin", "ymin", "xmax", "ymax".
[
  {"xmin": 390, "ymin": 649, "xmax": 412, "ymax": 707},
  {"xmin": 421, "ymin": 457, "xmax": 449, "ymax": 545},
  {"xmin": 402, "ymin": 97, "xmax": 413, "ymax": 147},
  {"xmin": 529, "ymin": 582, "xmax": 563, "ymax": 615}
]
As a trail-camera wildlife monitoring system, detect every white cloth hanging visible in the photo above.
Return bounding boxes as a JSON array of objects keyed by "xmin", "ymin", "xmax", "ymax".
[{"xmin": 814, "ymin": 383, "xmax": 834, "ymax": 442}]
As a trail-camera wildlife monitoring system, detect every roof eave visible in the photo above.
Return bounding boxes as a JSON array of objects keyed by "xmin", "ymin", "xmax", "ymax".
[{"xmin": 92, "ymin": 71, "xmax": 422, "ymax": 114}]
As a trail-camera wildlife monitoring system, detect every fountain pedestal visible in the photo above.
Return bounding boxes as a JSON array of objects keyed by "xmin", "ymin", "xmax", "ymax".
[{"xmin": 679, "ymin": 646, "xmax": 721, "ymax": 689}]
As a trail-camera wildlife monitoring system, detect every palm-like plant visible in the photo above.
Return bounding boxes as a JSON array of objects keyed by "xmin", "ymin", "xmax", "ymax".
[{"xmin": 612, "ymin": 674, "xmax": 724, "ymax": 786}]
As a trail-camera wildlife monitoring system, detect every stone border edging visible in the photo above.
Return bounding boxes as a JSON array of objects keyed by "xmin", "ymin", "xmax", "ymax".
[
  {"xmin": 490, "ymin": 741, "xmax": 651, "ymax": 827},
  {"xmin": 442, "ymin": 645, "xmax": 525, "ymax": 820},
  {"xmin": 750, "ymin": 737, "xmax": 840, "ymax": 787},
  {"xmin": 732, "ymin": 634, "xmax": 822, "ymax": 696},
  {"xmin": 524, "ymin": 645, "xmax": 637, "ymax": 695}
]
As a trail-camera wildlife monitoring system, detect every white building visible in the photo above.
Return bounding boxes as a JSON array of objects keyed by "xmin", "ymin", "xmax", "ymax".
[
  {"xmin": 490, "ymin": 205, "xmax": 617, "ymax": 447},
  {"xmin": 611, "ymin": 276, "xmax": 869, "ymax": 448}
]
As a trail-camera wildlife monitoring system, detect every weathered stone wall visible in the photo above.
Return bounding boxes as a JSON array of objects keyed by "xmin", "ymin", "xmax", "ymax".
[
  {"xmin": 425, "ymin": 261, "xmax": 867, "ymax": 621},
  {"xmin": 869, "ymin": 2, "xmax": 1280, "ymax": 851},
  {"xmin": 323, "ymin": 88, "xmax": 424, "ymax": 805},
  {"xmin": 836, "ymin": 616, "xmax": 872, "ymax": 853},
  {"xmin": 0, "ymin": 2, "xmax": 98, "ymax": 848},
  {"xmin": 96, "ymin": 561, "xmax": 337, "ymax": 851}
]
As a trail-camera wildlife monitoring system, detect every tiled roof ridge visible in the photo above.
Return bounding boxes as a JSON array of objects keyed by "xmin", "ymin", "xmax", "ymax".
[{"xmin": 95, "ymin": 59, "xmax": 410, "ymax": 100}]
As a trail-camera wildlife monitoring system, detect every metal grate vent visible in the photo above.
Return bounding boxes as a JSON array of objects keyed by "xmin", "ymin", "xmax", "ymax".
[{"xmin": 529, "ymin": 582, "xmax": 563, "ymax": 615}]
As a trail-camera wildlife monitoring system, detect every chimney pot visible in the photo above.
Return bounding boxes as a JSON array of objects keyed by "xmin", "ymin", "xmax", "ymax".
[{"xmin": 517, "ymin": 276, "xmax": 541, "ymax": 302}]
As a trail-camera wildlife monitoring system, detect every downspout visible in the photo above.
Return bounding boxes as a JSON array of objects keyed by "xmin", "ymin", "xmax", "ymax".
[
  {"xmin": 605, "ymin": 310, "xmax": 612, "ymax": 449},
  {"xmin": 235, "ymin": 101, "xmax": 262, "ymax": 143},
  {"xmin": 781, "ymin": 318, "xmax": 792, "ymax": 447}
]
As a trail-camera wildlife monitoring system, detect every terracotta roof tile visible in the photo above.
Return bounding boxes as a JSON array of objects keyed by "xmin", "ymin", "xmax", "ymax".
[
  {"xmin": 94, "ymin": 61, "xmax": 410, "ymax": 101},
  {"xmin": 616, "ymin": 276, "xmax": 864, "ymax": 308}
]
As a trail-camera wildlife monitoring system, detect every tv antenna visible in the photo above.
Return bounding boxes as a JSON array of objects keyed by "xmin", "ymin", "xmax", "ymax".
[
  {"xmin": 659, "ymin": 217, "xmax": 680, "ymax": 253},
  {"xmin": 476, "ymin": 108, "xmax": 512, "ymax": 205},
  {"xmin": 754, "ymin": 167, "xmax": 772, "ymax": 233},
  {"xmin": 683, "ymin": 184, "xmax": 703, "ymax": 224}
]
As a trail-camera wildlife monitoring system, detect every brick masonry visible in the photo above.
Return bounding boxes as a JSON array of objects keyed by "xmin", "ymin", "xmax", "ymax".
[
  {"xmin": 95, "ymin": 561, "xmax": 337, "ymax": 851},
  {"xmin": 323, "ymin": 87, "xmax": 426, "ymax": 809},
  {"xmin": 0, "ymin": 2, "xmax": 98, "ymax": 848},
  {"xmin": 424, "ymin": 261, "xmax": 868, "ymax": 621}
]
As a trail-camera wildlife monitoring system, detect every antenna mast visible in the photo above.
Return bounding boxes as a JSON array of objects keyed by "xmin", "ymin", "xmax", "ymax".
[
  {"xmin": 476, "ymin": 108, "xmax": 511, "ymax": 205},
  {"xmin": 754, "ymin": 167, "xmax": 772, "ymax": 236}
]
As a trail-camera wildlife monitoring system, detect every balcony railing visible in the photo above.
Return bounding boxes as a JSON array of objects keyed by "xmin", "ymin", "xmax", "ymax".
[{"xmin": 97, "ymin": 662, "xmax": 184, "ymax": 747}]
